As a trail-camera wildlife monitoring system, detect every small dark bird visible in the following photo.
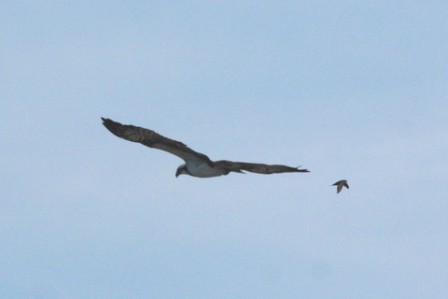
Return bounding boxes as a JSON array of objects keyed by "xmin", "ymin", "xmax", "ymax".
[{"xmin": 332, "ymin": 180, "xmax": 349, "ymax": 194}]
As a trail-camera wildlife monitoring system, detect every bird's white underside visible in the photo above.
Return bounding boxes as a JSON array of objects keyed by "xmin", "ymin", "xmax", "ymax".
[{"xmin": 186, "ymin": 161, "xmax": 226, "ymax": 178}]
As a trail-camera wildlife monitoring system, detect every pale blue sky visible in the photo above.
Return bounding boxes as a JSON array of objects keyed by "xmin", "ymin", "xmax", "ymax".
[{"xmin": 1, "ymin": 1, "xmax": 447, "ymax": 298}]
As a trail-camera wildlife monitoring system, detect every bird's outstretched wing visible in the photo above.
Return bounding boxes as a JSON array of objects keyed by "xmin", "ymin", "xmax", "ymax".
[
  {"xmin": 214, "ymin": 160, "xmax": 310, "ymax": 174},
  {"xmin": 101, "ymin": 118, "xmax": 213, "ymax": 165}
]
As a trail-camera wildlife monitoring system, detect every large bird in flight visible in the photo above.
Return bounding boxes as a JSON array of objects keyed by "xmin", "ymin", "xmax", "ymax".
[{"xmin": 101, "ymin": 118, "xmax": 310, "ymax": 178}]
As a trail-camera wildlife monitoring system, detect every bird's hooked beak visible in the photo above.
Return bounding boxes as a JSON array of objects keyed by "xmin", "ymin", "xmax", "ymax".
[
  {"xmin": 175, "ymin": 166, "xmax": 183, "ymax": 178},
  {"xmin": 176, "ymin": 164, "xmax": 188, "ymax": 177}
]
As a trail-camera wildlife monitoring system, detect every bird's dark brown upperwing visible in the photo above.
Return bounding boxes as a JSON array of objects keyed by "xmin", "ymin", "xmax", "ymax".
[
  {"xmin": 214, "ymin": 160, "xmax": 310, "ymax": 174},
  {"xmin": 101, "ymin": 118, "xmax": 213, "ymax": 165}
]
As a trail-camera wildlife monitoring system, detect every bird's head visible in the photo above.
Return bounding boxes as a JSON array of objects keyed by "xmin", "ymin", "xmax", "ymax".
[{"xmin": 175, "ymin": 164, "xmax": 188, "ymax": 177}]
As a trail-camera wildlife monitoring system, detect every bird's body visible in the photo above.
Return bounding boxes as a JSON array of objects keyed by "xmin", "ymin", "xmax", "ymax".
[
  {"xmin": 332, "ymin": 180, "xmax": 349, "ymax": 193},
  {"xmin": 101, "ymin": 118, "xmax": 309, "ymax": 178},
  {"xmin": 178, "ymin": 161, "xmax": 228, "ymax": 178}
]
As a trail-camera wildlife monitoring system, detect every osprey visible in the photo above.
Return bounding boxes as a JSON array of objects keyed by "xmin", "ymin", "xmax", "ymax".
[{"xmin": 101, "ymin": 118, "xmax": 310, "ymax": 178}]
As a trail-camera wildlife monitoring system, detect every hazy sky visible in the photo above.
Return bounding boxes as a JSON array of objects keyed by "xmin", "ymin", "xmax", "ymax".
[{"xmin": 1, "ymin": 1, "xmax": 447, "ymax": 298}]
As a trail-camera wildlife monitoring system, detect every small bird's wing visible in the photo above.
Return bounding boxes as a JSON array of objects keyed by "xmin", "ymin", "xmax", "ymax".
[
  {"xmin": 214, "ymin": 160, "xmax": 310, "ymax": 175},
  {"xmin": 101, "ymin": 118, "xmax": 213, "ymax": 166},
  {"xmin": 336, "ymin": 183, "xmax": 343, "ymax": 193}
]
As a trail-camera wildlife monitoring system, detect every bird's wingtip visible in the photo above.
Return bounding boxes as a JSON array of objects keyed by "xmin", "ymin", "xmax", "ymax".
[
  {"xmin": 296, "ymin": 166, "xmax": 310, "ymax": 172},
  {"xmin": 101, "ymin": 117, "xmax": 118, "ymax": 127}
]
